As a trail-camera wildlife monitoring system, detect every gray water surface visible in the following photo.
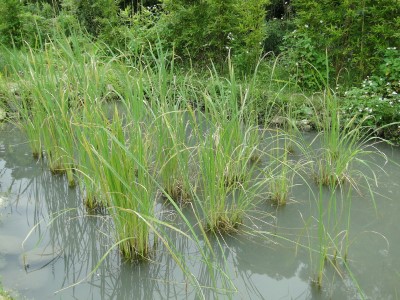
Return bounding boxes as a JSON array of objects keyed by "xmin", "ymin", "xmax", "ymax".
[{"xmin": 0, "ymin": 124, "xmax": 399, "ymax": 299}]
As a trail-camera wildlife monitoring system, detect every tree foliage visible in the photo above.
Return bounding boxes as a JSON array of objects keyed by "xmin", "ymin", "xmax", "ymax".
[
  {"xmin": 283, "ymin": 0, "xmax": 400, "ymax": 87},
  {"xmin": 0, "ymin": 0, "xmax": 23, "ymax": 46},
  {"xmin": 161, "ymin": 0, "xmax": 269, "ymax": 72}
]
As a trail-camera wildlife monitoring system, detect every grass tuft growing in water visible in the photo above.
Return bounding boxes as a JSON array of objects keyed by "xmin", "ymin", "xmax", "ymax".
[
  {"xmin": 81, "ymin": 108, "xmax": 157, "ymax": 260},
  {"xmin": 267, "ymin": 133, "xmax": 293, "ymax": 206}
]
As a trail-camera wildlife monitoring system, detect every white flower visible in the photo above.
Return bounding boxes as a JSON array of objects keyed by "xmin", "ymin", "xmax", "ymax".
[
  {"xmin": 305, "ymin": 24, "xmax": 309, "ymax": 28},
  {"xmin": 393, "ymin": 91, "xmax": 398, "ymax": 95},
  {"xmin": 320, "ymin": 20, "xmax": 323, "ymax": 23}
]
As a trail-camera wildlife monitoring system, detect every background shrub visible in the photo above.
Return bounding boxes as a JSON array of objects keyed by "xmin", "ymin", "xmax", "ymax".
[
  {"xmin": 161, "ymin": 0, "xmax": 269, "ymax": 73},
  {"xmin": 341, "ymin": 48, "xmax": 400, "ymax": 142},
  {"xmin": 0, "ymin": 0, "xmax": 23, "ymax": 47},
  {"xmin": 282, "ymin": 0, "xmax": 400, "ymax": 88}
]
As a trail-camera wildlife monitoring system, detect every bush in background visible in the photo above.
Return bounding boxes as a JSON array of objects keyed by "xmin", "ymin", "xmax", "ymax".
[
  {"xmin": 161, "ymin": 0, "xmax": 269, "ymax": 73},
  {"xmin": 281, "ymin": 0, "xmax": 400, "ymax": 89},
  {"xmin": 0, "ymin": 0, "xmax": 23, "ymax": 47},
  {"xmin": 341, "ymin": 47, "xmax": 400, "ymax": 142}
]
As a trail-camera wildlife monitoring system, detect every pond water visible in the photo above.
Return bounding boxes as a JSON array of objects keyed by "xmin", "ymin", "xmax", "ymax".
[{"xmin": 0, "ymin": 123, "xmax": 399, "ymax": 299}]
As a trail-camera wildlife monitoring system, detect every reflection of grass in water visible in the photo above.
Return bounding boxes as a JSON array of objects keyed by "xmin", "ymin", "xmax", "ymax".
[{"xmin": 311, "ymin": 187, "xmax": 365, "ymax": 297}]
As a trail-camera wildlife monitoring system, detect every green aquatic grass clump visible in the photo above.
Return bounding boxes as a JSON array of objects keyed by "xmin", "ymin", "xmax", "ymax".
[
  {"xmin": 2, "ymin": 33, "xmax": 112, "ymax": 186},
  {"xmin": 154, "ymin": 108, "xmax": 193, "ymax": 204},
  {"xmin": 191, "ymin": 62, "xmax": 264, "ymax": 233},
  {"xmin": 204, "ymin": 62, "xmax": 261, "ymax": 187},
  {"xmin": 144, "ymin": 44, "xmax": 194, "ymax": 204},
  {"xmin": 2, "ymin": 50, "xmax": 44, "ymax": 159},
  {"xmin": 309, "ymin": 90, "xmax": 381, "ymax": 189},
  {"xmin": 267, "ymin": 134, "xmax": 293, "ymax": 206},
  {"xmin": 81, "ymin": 109, "xmax": 157, "ymax": 260},
  {"xmin": 74, "ymin": 105, "xmax": 108, "ymax": 210},
  {"xmin": 197, "ymin": 131, "xmax": 240, "ymax": 233}
]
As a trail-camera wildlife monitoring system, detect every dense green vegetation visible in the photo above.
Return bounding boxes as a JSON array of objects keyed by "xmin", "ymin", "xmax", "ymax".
[
  {"xmin": 0, "ymin": 0, "xmax": 398, "ymax": 298},
  {"xmin": 0, "ymin": 0, "xmax": 399, "ymax": 140}
]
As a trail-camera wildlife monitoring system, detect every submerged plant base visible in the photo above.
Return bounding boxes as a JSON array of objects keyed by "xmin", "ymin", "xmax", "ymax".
[
  {"xmin": 119, "ymin": 240, "xmax": 156, "ymax": 262},
  {"xmin": 32, "ymin": 151, "xmax": 43, "ymax": 160},
  {"xmin": 206, "ymin": 215, "xmax": 242, "ymax": 234},
  {"xmin": 249, "ymin": 152, "xmax": 262, "ymax": 164},
  {"xmin": 49, "ymin": 166, "xmax": 66, "ymax": 175},
  {"xmin": 270, "ymin": 192, "xmax": 288, "ymax": 206},
  {"xmin": 67, "ymin": 176, "xmax": 76, "ymax": 188},
  {"xmin": 224, "ymin": 173, "xmax": 245, "ymax": 189},
  {"xmin": 164, "ymin": 182, "xmax": 191, "ymax": 206},
  {"xmin": 49, "ymin": 164, "xmax": 76, "ymax": 187},
  {"xmin": 313, "ymin": 169, "xmax": 345, "ymax": 187},
  {"xmin": 311, "ymin": 276, "xmax": 323, "ymax": 290},
  {"xmin": 84, "ymin": 196, "xmax": 104, "ymax": 214}
]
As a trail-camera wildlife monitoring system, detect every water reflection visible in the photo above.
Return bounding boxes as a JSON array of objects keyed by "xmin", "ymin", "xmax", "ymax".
[
  {"xmin": 1, "ymin": 125, "xmax": 400, "ymax": 299},
  {"xmin": 0, "ymin": 125, "xmax": 40, "ymax": 181}
]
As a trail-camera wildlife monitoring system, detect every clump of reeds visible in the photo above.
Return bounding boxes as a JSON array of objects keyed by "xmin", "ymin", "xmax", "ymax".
[
  {"xmin": 74, "ymin": 105, "xmax": 107, "ymax": 211},
  {"xmin": 191, "ymin": 61, "xmax": 262, "ymax": 233},
  {"xmin": 152, "ymin": 108, "xmax": 193, "ymax": 205},
  {"xmin": 83, "ymin": 108, "xmax": 156, "ymax": 260},
  {"xmin": 266, "ymin": 126, "xmax": 299, "ymax": 206},
  {"xmin": 3, "ymin": 50, "xmax": 44, "ymax": 159}
]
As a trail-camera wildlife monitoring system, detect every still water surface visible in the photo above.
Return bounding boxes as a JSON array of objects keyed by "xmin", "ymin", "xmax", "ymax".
[{"xmin": 0, "ymin": 124, "xmax": 399, "ymax": 299}]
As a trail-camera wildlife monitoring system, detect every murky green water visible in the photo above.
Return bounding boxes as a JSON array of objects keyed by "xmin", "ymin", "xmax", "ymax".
[{"xmin": 0, "ymin": 124, "xmax": 399, "ymax": 299}]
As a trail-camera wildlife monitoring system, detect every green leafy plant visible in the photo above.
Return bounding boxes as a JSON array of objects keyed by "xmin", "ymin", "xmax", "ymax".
[
  {"xmin": 280, "ymin": 29, "xmax": 332, "ymax": 90},
  {"xmin": 161, "ymin": 0, "xmax": 268, "ymax": 73},
  {"xmin": 341, "ymin": 47, "xmax": 400, "ymax": 142},
  {"xmin": 0, "ymin": 0, "xmax": 23, "ymax": 47},
  {"xmin": 282, "ymin": 0, "xmax": 400, "ymax": 87}
]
